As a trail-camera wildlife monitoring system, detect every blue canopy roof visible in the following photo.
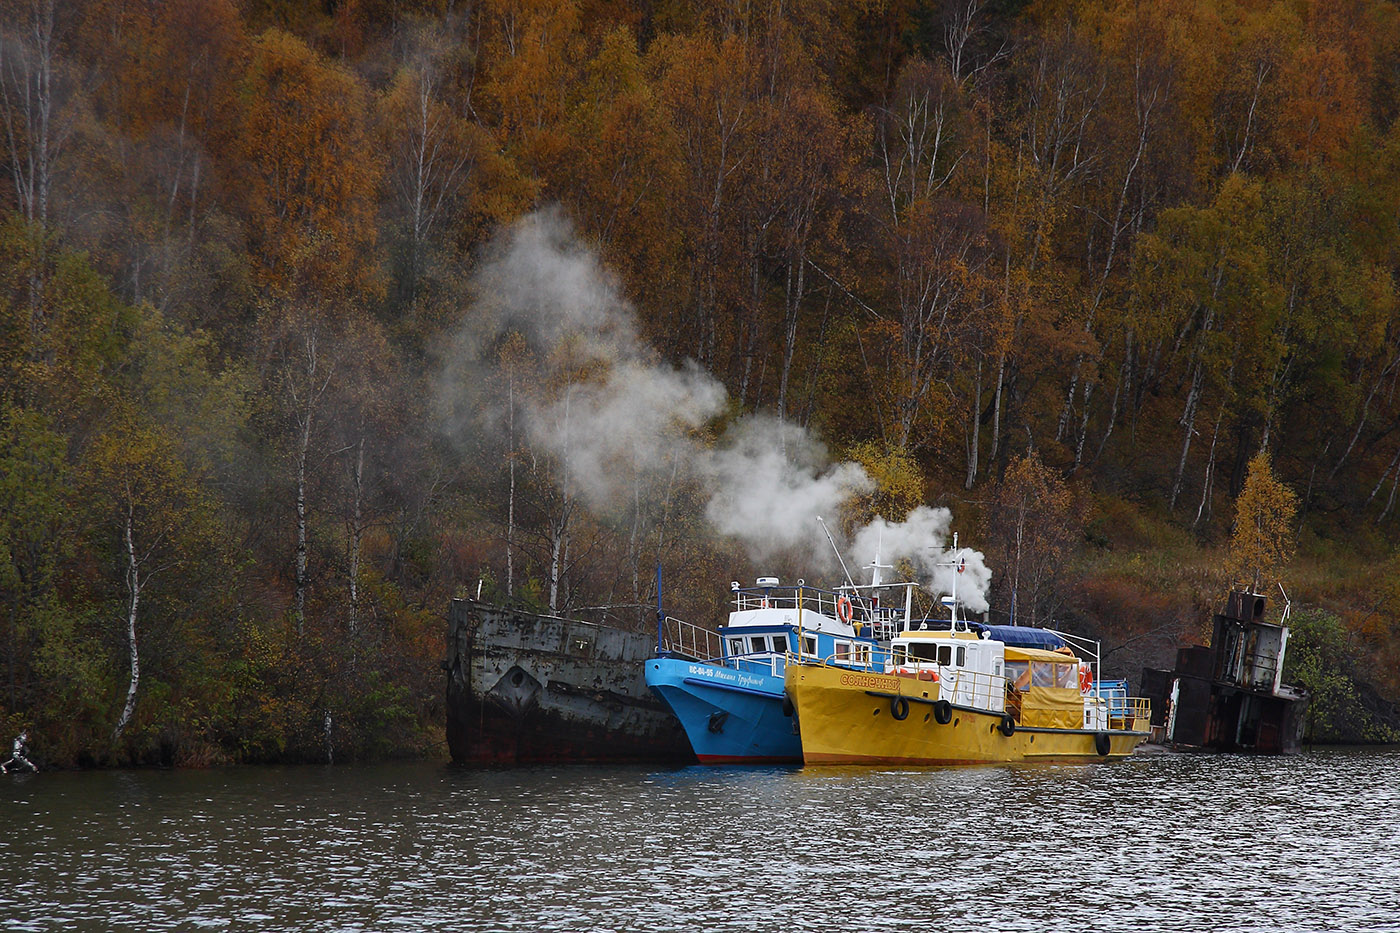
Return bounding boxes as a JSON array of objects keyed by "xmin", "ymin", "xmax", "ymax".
[
  {"xmin": 983, "ymin": 625, "xmax": 1067, "ymax": 651},
  {"xmin": 907, "ymin": 620, "xmax": 1069, "ymax": 652}
]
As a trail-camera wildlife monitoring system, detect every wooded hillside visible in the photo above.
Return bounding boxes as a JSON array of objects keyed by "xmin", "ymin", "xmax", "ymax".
[{"xmin": 3, "ymin": 0, "xmax": 1399, "ymax": 764}]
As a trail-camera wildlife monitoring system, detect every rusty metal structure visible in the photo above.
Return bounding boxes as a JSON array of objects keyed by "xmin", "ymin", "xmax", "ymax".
[
  {"xmin": 1141, "ymin": 590, "xmax": 1309, "ymax": 754},
  {"xmin": 445, "ymin": 600, "xmax": 695, "ymax": 765}
]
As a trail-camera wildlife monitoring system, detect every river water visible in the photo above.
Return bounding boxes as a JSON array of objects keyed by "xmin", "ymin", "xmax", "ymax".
[{"xmin": 2, "ymin": 747, "xmax": 1397, "ymax": 932}]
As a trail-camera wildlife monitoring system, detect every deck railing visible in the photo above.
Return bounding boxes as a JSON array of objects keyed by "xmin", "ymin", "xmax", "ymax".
[
  {"xmin": 1108, "ymin": 697, "xmax": 1152, "ymax": 728},
  {"xmin": 888, "ymin": 666, "xmax": 1007, "ymax": 714},
  {"xmin": 734, "ymin": 586, "xmax": 854, "ymax": 623},
  {"xmin": 660, "ymin": 616, "xmax": 723, "ymax": 662},
  {"xmin": 729, "ymin": 653, "xmax": 786, "ymax": 677},
  {"xmin": 732, "ymin": 585, "xmax": 906, "ymax": 637},
  {"xmin": 804, "ymin": 655, "xmax": 1153, "ymax": 729}
]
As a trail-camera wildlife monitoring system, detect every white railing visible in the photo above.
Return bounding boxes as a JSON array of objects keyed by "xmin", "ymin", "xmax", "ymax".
[
  {"xmin": 732, "ymin": 584, "xmax": 913, "ymax": 637},
  {"xmin": 887, "ymin": 666, "xmax": 1007, "ymax": 713},
  {"xmin": 734, "ymin": 587, "xmax": 850, "ymax": 621},
  {"xmin": 661, "ymin": 616, "xmax": 723, "ymax": 661},
  {"xmin": 729, "ymin": 653, "xmax": 786, "ymax": 677}
]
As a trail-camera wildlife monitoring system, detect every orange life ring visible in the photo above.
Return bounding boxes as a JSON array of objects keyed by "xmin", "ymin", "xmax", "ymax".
[
  {"xmin": 1079, "ymin": 663, "xmax": 1093, "ymax": 693},
  {"xmin": 836, "ymin": 595, "xmax": 853, "ymax": 624}
]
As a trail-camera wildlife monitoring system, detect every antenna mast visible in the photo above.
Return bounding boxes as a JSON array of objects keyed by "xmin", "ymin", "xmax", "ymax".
[
  {"xmin": 816, "ymin": 516, "xmax": 857, "ymax": 589},
  {"xmin": 932, "ymin": 531, "xmax": 965, "ymax": 629},
  {"xmin": 863, "ymin": 529, "xmax": 892, "ymax": 589}
]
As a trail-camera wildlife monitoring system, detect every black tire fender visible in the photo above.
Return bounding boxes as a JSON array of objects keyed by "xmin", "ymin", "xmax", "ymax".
[
  {"xmin": 932, "ymin": 700, "xmax": 953, "ymax": 725},
  {"xmin": 1095, "ymin": 731, "xmax": 1112, "ymax": 757},
  {"xmin": 781, "ymin": 693, "xmax": 794, "ymax": 717},
  {"xmin": 999, "ymin": 714, "xmax": 1016, "ymax": 737},
  {"xmin": 890, "ymin": 696, "xmax": 910, "ymax": 721}
]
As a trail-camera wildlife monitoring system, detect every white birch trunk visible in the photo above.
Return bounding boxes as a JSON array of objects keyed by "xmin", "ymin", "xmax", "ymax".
[{"xmin": 113, "ymin": 501, "xmax": 142, "ymax": 741}]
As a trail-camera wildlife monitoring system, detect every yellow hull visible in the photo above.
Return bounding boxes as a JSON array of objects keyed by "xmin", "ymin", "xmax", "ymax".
[{"xmin": 786, "ymin": 665, "xmax": 1149, "ymax": 765}]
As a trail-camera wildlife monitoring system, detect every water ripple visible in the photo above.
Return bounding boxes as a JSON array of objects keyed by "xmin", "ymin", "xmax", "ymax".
[{"xmin": 2, "ymin": 750, "xmax": 1399, "ymax": 931}]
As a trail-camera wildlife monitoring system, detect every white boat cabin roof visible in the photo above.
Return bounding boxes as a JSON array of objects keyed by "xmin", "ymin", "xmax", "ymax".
[
  {"xmin": 725, "ymin": 606, "xmax": 856, "ymax": 637},
  {"xmin": 724, "ymin": 578, "xmax": 875, "ymax": 638}
]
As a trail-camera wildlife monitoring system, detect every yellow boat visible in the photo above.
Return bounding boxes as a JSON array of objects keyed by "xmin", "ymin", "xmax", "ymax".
[{"xmin": 785, "ymin": 624, "xmax": 1151, "ymax": 765}]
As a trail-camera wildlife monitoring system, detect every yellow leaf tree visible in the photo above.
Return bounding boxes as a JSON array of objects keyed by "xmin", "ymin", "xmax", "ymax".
[{"xmin": 1227, "ymin": 450, "xmax": 1298, "ymax": 593}]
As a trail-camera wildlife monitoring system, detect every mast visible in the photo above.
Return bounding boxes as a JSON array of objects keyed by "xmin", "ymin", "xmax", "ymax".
[
  {"xmin": 862, "ymin": 529, "xmax": 892, "ymax": 589},
  {"xmin": 932, "ymin": 531, "xmax": 966, "ymax": 630},
  {"xmin": 816, "ymin": 515, "xmax": 856, "ymax": 589}
]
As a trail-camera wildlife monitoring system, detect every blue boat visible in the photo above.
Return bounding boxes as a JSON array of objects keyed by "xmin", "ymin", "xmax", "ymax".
[{"xmin": 646, "ymin": 577, "xmax": 903, "ymax": 764}]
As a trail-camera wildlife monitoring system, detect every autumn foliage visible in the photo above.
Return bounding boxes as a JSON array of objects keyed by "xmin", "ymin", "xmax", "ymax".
[{"xmin": 3, "ymin": 0, "xmax": 1400, "ymax": 763}]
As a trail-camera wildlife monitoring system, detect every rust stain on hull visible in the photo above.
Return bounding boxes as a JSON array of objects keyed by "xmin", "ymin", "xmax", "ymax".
[{"xmin": 446, "ymin": 600, "xmax": 696, "ymax": 765}]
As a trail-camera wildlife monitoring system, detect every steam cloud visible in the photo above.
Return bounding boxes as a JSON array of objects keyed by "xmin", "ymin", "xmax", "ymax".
[
  {"xmin": 851, "ymin": 507, "xmax": 992, "ymax": 613},
  {"xmin": 439, "ymin": 208, "xmax": 992, "ymax": 610}
]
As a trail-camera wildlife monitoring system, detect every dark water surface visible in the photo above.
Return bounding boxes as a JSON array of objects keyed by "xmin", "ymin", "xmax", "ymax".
[{"xmin": 2, "ymin": 747, "xmax": 1398, "ymax": 932}]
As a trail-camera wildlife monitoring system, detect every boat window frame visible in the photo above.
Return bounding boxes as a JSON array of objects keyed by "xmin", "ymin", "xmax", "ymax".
[{"xmin": 908, "ymin": 642, "xmax": 939, "ymax": 663}]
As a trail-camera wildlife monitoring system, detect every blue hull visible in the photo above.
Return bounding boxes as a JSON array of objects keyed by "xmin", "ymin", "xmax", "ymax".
[{"xmin": 645, "ymin": 657, "xmax": 800, "ymax": 764}]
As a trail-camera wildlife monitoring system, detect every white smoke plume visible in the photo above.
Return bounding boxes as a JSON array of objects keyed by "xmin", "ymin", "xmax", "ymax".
[
  {"xmin": 851, "ymin": 506, "xmax": 992, "ymax": 613},
  {"xmin": 438, "ymin": 207, "xmax": 727, "ymax": 513},
  {"xmin": 530, "ymin": 359, "xmax": 726, "ymax": 510},
  {"xmin": 471, "ymin": 206, "xmax": 638, "ymax": 361},
  {"xmin": 701, "ymin": 415, "xmax": 873, "ymax": 566},
  {"xmin": 441, "ymin": 208, "xmax": 992, "ymax": 610}
]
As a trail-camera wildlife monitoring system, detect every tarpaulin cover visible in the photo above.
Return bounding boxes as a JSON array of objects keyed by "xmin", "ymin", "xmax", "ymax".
[
  {"xmin": 984, "ymin": 625, "xmax": 1067, "ymax": 651},
  {"xmin": 1022, "ymin": 686, "xmax": 1084, "ymax": 729}
]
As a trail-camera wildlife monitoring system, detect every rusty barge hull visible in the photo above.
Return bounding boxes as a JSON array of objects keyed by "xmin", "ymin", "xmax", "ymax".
[{"xmin": 446, "ymin": 599, "xmax": 695, "ymax": 765}]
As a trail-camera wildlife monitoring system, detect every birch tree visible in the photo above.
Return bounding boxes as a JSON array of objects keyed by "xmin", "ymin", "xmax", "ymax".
[
  {"xmin": 83, "ymin": 416, "xmax": 211, "ymax": 742},
  {"xmin": 1227, "ymin": 450, "xmax": 1297, "ymax": 593}
]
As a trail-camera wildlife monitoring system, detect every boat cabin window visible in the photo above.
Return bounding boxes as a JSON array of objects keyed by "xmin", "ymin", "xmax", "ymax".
[
  {"xmin": 900, "ymin": 642, "xmax": 964, "ymax": 665},
  {"xmin": 1029, "ymin": 661, "xmax": 1078, "ymax": 688},
  {"xmin": 895, "ymin": 642, "xmax": 967, "ymax": 666},
  {"xmin": 727, "ymin": 637, "xmax": 744, "ymax": 656},
  {"xmin": 834, "ymin": 640, "xmax": 852, "ymax": 661},
  {"xmin": 1006, "ymin": 660, "xmax": 1030, "ymax": 691},
  {"xmin": 908, "ymin": 643, "xmax": 937, "ymax": 662},
  {"xmin": 802, "ymin": 635, "xmax": 817, "ymax": 656}
]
